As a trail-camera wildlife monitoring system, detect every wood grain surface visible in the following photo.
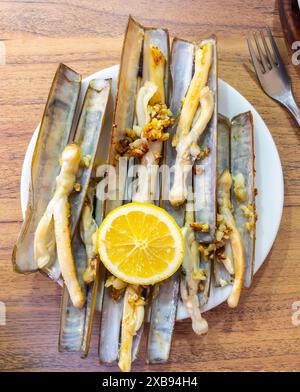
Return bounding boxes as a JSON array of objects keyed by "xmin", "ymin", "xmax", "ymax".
[{"xmin": 1, "ymin": 0, "xmax": 300, "ymax": 372}]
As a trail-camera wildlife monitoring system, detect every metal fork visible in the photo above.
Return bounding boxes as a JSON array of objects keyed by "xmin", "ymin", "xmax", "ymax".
[{"xmin": 247, "ymin": 27, "xmax": 300, "ymax": 125}]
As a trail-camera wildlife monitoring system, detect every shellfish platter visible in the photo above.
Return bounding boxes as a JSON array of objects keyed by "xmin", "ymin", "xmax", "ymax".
[{"xmin": 13, "ymin": 16, "xmax": 283, "ymax": 371}]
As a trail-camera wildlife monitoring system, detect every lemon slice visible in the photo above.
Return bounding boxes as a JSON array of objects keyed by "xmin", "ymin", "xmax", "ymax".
[{"xmin": 97, "ymin": 202, "xmax": 184, "ymax": 285}]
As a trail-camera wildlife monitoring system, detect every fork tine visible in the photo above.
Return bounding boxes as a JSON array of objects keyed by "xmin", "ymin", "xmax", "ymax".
[
  {"xmin": 266, "ymin": 27, "xmax": 281, "ymax": 64},
  {"xmin": 246, "ymin": 34, "xmax": 264, "ymax": 76},
  {"xmin": 253, "ymin": 32, "xmax": 269, "ymax": 71},
  {"xmin": 260, "ymin": 29, "xmax": 275, "ymax": 67}
]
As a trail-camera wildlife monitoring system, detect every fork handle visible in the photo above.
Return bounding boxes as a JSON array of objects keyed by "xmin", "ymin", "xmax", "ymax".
[{"xmin": 282, "ymin": 94, "xmax": 300, "ymax": 126}]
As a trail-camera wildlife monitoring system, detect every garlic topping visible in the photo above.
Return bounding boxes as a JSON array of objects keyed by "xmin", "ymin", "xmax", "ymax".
[{"xmin": 233, "ymin": 172, "xmax": 247, "ymax": 202}]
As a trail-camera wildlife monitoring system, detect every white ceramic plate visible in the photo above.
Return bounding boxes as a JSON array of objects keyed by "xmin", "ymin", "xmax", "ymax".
[{"xmin": 20, "ymin": 65, "xmax": 284, "ymax": 320}]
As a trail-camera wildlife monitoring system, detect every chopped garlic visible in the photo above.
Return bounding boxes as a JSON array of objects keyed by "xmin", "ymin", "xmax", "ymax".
[
  {"xmin": 240, "ymin": 203, "xmax": 257, "ymax": 233},
  {"xmin": 82, "ymin": 154, "xmax": 92, "ymax": 168},
  {"xmin": 192, "ymin": 269, "xmax": 206, "ymax": 281},
  {"xmin": 74, "ymin": 182, "xmax": 81, "ymax": 192},
  {"xmin": 233, "ymin": 173, "xmax": 247, "ymax": 202},
  {"xmin": 190, "ymin": 222, "xmax": 210, "ymax": 233},
  {"xmin": 105, "ymin": 275, "xmax": 128, "ymax": 290},
  {"xmin": 219, "ymin": 278, "xmax": 229, "ymax": 287},
  {"xmin": 142, "ymin": 103, "xmax": 173, "ymax": 141},
  {"xmin": 105, "ymin": 275, "xmax": 128, "ymax": 302},
  {"xmin": 197, "ymin": 146, "xmax": 210, "ymax": 161}
]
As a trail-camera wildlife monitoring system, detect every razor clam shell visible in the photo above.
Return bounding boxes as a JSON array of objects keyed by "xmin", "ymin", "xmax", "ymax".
[
  {"xmin": 92, "ymin": 186, "xmax": 107, "ymax": 316},
  {"xmin": 132, "ymin": 324, "xmax": 144, "ymax": 361},
  {"xmin": 99, "ymin": 288, "xmax": 124, "ymax": 363},
  {"xmin": 104, "ymin": 16, "xmax": 143, "ymax": 212},
  {"xmin": 214, "ymin": 114, "xmax": 233, "ymax": 287},
  {"xmin": 80, "ymin": 259, "xmax": 100, "ymax": 357},
  {"xmin": 12, "ymin": 64, "xmax": 81, "ymax": 274},
  {"xmin": 95, "ymin": 263, "xmax": 106, "ymax": 312},
  {"xmin": 113, "ymin": 17, "xmax": 144, "ymax": 144},
  {"xmin": 44, "ymin": 78, "xmax": 111, "ymax": 282},
  {"xmin": 81, "ymin": 177, "xmax": 107, "ymax": 357},
  {"xmin": 217, "ymin": 114, "xmax": 230, "ymax": 177},
  {"xmin": 59, "ymin": 184, "xmax": 104, "ymax": 355},
  {"xmin": 147, "ymin": 272, "xmax": 180, "ymax": 363},
  {"xmin": 231, "ymin": 111, "xmax": 255, "ymax": 288},
  {"xmin": 99, "ymin": 16, "xmax": 144, "ymax": 364},
  {"xmin": 194, "ymin": 37, "xmax": 218, "ymax": 244},
  {"xmin": 147, "ymin": 38, "xmax": 194, "ymax": 365},
  {"xmin": 161, "ymin": 38, "xmax": 194, "ymax": 225},
  {"xmin": 94, "ymin": 181, "xmax": 107, "ymax": 313},
  {"xmin": 58, "ymin": 230, "xmax": 87, "ymax": 352},
  {"xmin": 58, "ymin": 80, "xmax": 111, "ymax": 354},
  {"xmin": 137, "ymin": 27, "xmax": 169, "ymax": 205}
]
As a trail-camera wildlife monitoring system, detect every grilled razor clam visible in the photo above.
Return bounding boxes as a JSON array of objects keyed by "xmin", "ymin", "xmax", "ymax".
[
  {"xmin": 40, "ymin": 79, "xmax": 111, "ymax": 309},
  {"xmin": 133, "ymin": 28, "xmax": 169, "ymax": 203},
  {"xmin": 231, "ymin": 112, "xmax": 256, "ymax": 289},
  {"xmin": 118, "ymin": 286, "xmax": 145, "ymax": 372},
  {"xmin": 34, "ymin": 143, "xmax": 84, "ymax": 308},
  {"xmin": 180, "ymin": 208, "xmax": 208, "ymax": 335},
  {"xmin": 81, "ymin": 182, "xmax": 107, "ymax": 357},
  {"xmin": 59, "ymin": 109, "xmax": 111, "ymax": 356},
  {"xmin": 43, "ymin": 78, "xmax": 111, "ymax": 281},
  {"xmin": 162, "ymin": 39, "xmax": 194, "ymax": 224},
  {"xmin": 106, "ymin": 16, "xmax": 143, "ymax": 210},
  {"xmin": 12, "ymin": 64, "xmax": 81, "ymax": 275},
  {"xmin": 214, "ymin": 114, "xmax": 234, "ymax": 287},
  {"xmin": 170, "ymin": 86, "xmax": 214, "ymax": 206},
  {"xmin": 147, "ymin": 39, "xmax": 194, "ymax": 364},
  {"xmin": 169, "ymin": 40, "xmax": 214, "ymax": 207},
  {"xmin": 194, "ymin": 38, "xmax": 217, "ymax": 244},
  {"xmin": 218, "ymin": 170, "xmax": 245, "ymax": 308},
  {"xmin": 99, "ymin": 16, "xmax": 144, "ymax": 365}
]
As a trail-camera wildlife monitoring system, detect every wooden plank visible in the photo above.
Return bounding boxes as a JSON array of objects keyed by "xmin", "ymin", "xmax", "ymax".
[{"xmin": 0, "ymin": 0, "xmax": 300, "ymax": 372}]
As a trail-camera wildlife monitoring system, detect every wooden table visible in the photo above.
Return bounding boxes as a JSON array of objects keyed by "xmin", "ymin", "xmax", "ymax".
[{"xmin": 1, "ymin": 0, "xmax": 300, "ymax": 372}]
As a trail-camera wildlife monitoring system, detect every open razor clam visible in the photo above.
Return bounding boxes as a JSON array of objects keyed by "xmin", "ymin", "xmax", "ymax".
[
  {"xmin": 214, "ymin": 112, "xmax": 256, "ymax": 306},
  {"xmin": 148, "ymin": 36, "xmax": 217, "ymax": 363},
  {"xmin": 98, "ymin": 17, "xmax": 171, "ymax": 372},
  {"xmin": 231, "ymin": 112, "xmax": 256, "ymax": 289},
  {"xmin": 59, "ymin": 184, "xmax": 101, "ymax": 353},
  {"xmin": 214, "ymin": 114, "xmax": 234, "ymax": 288},
  {"xmin": 12, "ymin": 64, "xmax": 81, "ymax": 275},
  {"xmin": 57, "ymin": 79, "xmax": 111, "ymax": 352}
]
